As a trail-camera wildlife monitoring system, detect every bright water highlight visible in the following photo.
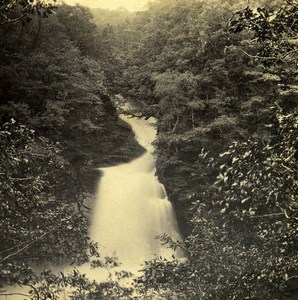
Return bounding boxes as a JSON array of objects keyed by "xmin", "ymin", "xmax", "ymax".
[
  {"xmin": 1, "ymin": 116, "xmax": 182, "ymax": 298},
  {"xmin": 90, "ymin": 116, "xmax": 182, "ymax": 271}
]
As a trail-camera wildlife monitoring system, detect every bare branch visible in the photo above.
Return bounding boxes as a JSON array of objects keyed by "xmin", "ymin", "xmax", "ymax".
[
  {"xmin": 10, "ymin": 176, "xmax": 37, "ymax": 181},
  {"xmin": 17, "ymin": 281, "xmax": 40, "ymax": 300},
  {"xmin": 249, "ymin": 212, "xmax": 285, "ymax": 218},
  {"xmin": 286, "ymin": 0, "xmax": 298, "ymax": 9},
  {"xmin": 0, "ymin": 215, "xmax": 80, "ymax": 263},
  {"xmin": 0, "ymin": 10, "xmax": 30, "ymax": 26},
  {"xmin": 235, "ymin": 47, "xmax": 298, "ymax": 63},
  {"xmin": 0, "ymin": 292, "xmax": 30, "ymax": 297},
  {"xmin": 1, "ymin": 230, "xmax": 51, "ymax": 263}
]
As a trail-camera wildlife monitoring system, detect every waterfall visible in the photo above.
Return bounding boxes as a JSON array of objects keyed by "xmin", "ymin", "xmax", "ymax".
[
  {"xmin": 89, "ymin": 115, "xmax": 182, "ymax": 272},
  {"xmin": 1, "ymin": 116, "xmax": 183, "ymax": 300}
]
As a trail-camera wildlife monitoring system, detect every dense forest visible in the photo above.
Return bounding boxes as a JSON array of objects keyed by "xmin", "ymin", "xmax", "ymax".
[{"xmin": 0, "ymin": 0, "xmax": 297, "ymax": 299}]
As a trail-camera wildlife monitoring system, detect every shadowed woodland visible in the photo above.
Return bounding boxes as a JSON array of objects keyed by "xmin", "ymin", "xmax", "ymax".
[{"xmin": 0, "ymin": 0, "xmax": 297, "ymax": 299}]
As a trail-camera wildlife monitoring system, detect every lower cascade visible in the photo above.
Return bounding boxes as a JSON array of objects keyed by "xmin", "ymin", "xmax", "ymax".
[
  {"xmin": 90, "ymin": 115, "xmax": 182, "ymax": 272},
  {"xmin": 2, "ymin": 116, "xmax": 183, "ymax": 299}
]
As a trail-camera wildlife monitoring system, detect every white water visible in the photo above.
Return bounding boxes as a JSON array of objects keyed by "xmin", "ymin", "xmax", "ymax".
[
  {"xmin": 1, "ymin": 116, "xmax": 183, "ymax": 299},
  {"xmin": 88, "ymin": 116, "xmax": 182, "ymax": 273}
]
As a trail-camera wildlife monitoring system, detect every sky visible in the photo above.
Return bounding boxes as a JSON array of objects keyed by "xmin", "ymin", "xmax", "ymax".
[{"xmin": 62, "ymin": 0, "xmax": 150, "ymax": 11}]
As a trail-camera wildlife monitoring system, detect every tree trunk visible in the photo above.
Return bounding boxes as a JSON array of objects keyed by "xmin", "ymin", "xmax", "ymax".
[{"xmin": 172, "ymin": 114, "xmax": 179, "ymax": 133}]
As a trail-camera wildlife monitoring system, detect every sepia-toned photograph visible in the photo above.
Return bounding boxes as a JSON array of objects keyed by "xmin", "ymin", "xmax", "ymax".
[{"xmin": 0, "ymin": 0, "xmax": 297, "ymax": 299}]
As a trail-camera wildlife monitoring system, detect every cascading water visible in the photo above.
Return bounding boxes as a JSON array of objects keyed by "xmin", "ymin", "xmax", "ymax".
[
  {"xmin": 89, "ymin": 115, "xmax": 182, "ymax": 272},
  {"xmin": 2, "ymin": 116, "xmax": 183, "ymax": 299}
]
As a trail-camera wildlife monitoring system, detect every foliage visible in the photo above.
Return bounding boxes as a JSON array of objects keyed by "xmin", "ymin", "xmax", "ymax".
[
  {"xmin": 117, "ymin": 0, "xmax": 280, "ymax": 142},
  {"xmin": 212, "ymin": 105, "xmax": 297, "ymax": 298},
  {"xmin": 134, "ymin": 106, "xmax": 298, "ymax": 300},
  {"xmin": 0, "ymin": 0, "xmax": 56, "ymax": 26},
  {"xmin": 1, "ymin": 250, "xmax": 134, "ymax": 299},
  {"xmin": 1, "ymin": 0, "xmax": 297, "ymax": 299},
  {"xmin": 116, "ymin": 0, "xmax": 285, "ymax": 238},
  {"xmin": 153, "ymin": 71, "xmax": 198, "ymax": 132},
  {"xmin": 0, "ymin": 2, "xmax": 143, "ymax": 298},
  {"xmin": 91, "ymin": 7, "xmax": 133, "ymax": 28},
  {"xmin": 229, "ymin": 0, "xmax": 298, "ymax": 66},
  {"xmin": 0, "ymin": 119, "xmax": 91, "ymax": 290},
  {"xmin": 112, "ymin": 1, "xmax": 298, "ymax": 299},
  {"xmin": 0, "ymin": 121, "xmax": 138, "ymax": 297}
]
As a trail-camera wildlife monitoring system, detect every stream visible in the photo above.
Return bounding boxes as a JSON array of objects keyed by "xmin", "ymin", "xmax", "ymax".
[
  {"xmin": 79, "ymin": 115, "xmax": 182, "ymax": 278},
  {"xmin": 2, "ymin": 116, "xmax": 183, "ymax": 298}
]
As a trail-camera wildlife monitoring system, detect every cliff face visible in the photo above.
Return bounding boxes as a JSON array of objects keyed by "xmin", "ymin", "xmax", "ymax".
[
  {"xmin": 65, "ymin": 95, "xmax": 145, "ymax": 194},
  {"xmin": 156, "ymin": 154, "xmax": 193, "ymax": 236},
  {"xmin": 80, "ymin": 118, "xmax": 145, "ymax": 194},
  {"xmin": 154, "ymin": 127, "xmax": 226, "ymax": 236}
]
